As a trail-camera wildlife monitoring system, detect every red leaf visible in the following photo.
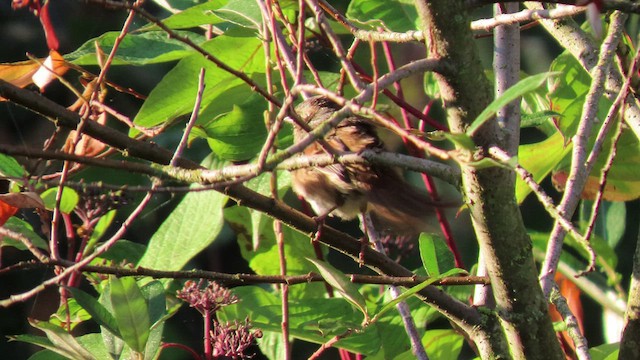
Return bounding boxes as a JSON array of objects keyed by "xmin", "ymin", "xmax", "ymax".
[{"xmin": 0, "ymin": 200, "xmax": 19, "ymax": 226}]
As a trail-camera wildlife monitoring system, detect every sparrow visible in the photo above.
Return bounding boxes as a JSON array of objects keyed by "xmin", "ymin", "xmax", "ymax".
[{"xmin": 290, "ymin": 96, "xmax": 438, "ymax": 236}]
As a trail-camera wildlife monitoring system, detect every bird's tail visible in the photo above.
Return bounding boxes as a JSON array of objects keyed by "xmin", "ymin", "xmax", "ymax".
[{"xmin": 366, "ymin": 173, "xmax": 443, "ymax": 236}]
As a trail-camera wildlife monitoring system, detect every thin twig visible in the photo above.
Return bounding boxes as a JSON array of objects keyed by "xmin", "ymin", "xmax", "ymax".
[
  {"xmin": 0, "ymin": 259, "xmax": 490, "ymax": 286},
  {"xmin": 306, "ymin": 0, "xmax": 365, "ymax": 91},
  {"xmin": 0, "ymin": 184, "xmax": 156, "ymax": 307},
  {"xmin": 549, "ymin": 285, "xmax": 591, "ymax": 360},
  {"xmin": 488, "ymin": 147, "xmax": 596, "ymax": 264},
  {"xmin": 0, "ymin": 144, "xmax": 461, "ymax": 188},
  {"xmin": 86, "ymin": 0, "xmax": 281, "ymax": 108},
  {"xmin": 361, "ymin": 214, "xmax": 429, "ymax": 360},
  {"xmin": 539, "ymin": 11, "xmax": 627, "ymax": 297},
  {"xmin": 0, "ymin": 227, "xmax": 50, "ymax": 263},
  {"xmin": 308, "ymin": 330, "xmax": 353, "ymax": 360},
  {"xmin": 472, "ymin": 5, "xmax": 586, "ymax": 32},
  {"xmin": 171, "ymin": 67, "xmax": 206, "ymax": 166},
  {"xmin": 91, "ymin": 0, "xmax": 145, "ymax": 99}
]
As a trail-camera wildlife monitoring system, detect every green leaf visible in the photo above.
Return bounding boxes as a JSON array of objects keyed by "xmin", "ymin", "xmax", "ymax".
[
  {"xmin": 521, "ymin": 110, "xmax": 562, "ymax": 128},
  {"xmin": 221, "ymin": 286, "xmax": 379, "ymax": 355},
  {"xmin": 548, "ymin": 52, "xmax": 596, "ymax": 137},
  {"xmin": 224, "ymin": 203, "xmax": 326, "ymax": 300},
  {"xmin": 516, "ymin": 131, "xmax": 572, "ymax": 203},
  {"xmin": 213, "ymin": 0, "xmax": 263, "ymax": 30},
  {"xmin": 85, "ymin": 209, "xmax": 117, "ymax": 253},
  {"xmin": 65, "ymin": 31, "xmax": 204, "ymax": 65},
  {"xmin": 152, "ymin": 0, "xmax": 202, "ymax": 12},
  {"xmin": 138, "ymin": 185, "xmax": 227, "ymax": 270},
  {"xmin": 307, "ymin": 258, "xmax": 369, "ymax": 322},
  {"xmin": 48, "ymin": 298, "xmax": 92, "ymax": 331},
  {"xmin": 543, "ymin": 53, "xmax": 640, "ymax": 202},
  {"xmin": 201, "ymin": 93, "xmax": 268, "ymax": 160},
  {"xmin": 589, "ymin": 343, "xmax": 619, "ymax": 360},
  {"xmin": 150, "ymin": 0, "xmax": 228, "ymax": 29},
  {"xmin": 40, "ymin": 187, "xmax": 79, "ymax": 214},
  {"xmin": 347, "ymin": 0, "xmax": 419, "ymax": 32},
  {"xmin": 468, "ymin": 72, "xmax": 555, "ymax": 136},
  {"xmin": 140, "ymin": 280, "xmax": 167, "ymax": 360},
  {"xmin": 97, "ymin": 282, "xmax": 125, "ymax": 359},
  {"xmin": 27, "ymin": 319, "xmax": 94, "ymax": 360},
  {"xmin": 422, "ymin": 329, "xmax": 464, "ymax": 360},
  {"xmin": 372, "ymin": 268, "xmax": 465, "ymax": 323},
  {"xmin": 98, "ymin": 239, "xmax": 146, "ymax": 265},
  {"xmin": 109, "ymin": 276, "xmax": 150, "ymax": 353},
  {"xmin": 241, "ymin": 171, "xmax": 291, "ymax": 250},
  {"xmin": 0, "ymin": 216, "xmax": 48, "ymax": 250},
  {"xmin": 0, "ymin": 153, "xmax": 25, "ymax": 178},
  {"xmin": 437, "ymin": 131, "xmax": 475, "ymax": 150},
  {"xmin": 26, "ymin": 350, "xmax": 68, "ymax": 360},
  {"xmin": 256, "ymin": 331, "xmax": 288, "ymax": 360},
  {"xmin": 76, "ymin": 333, "xmax": 113, "ymax": 360},
  {"xmin": 131, "ymin": 36, "xmax": 265, "ymax": 136},
  {"xmin": 580, "ymin": 201, "xmax": 626, "ymax": 249},
  {"xmin": 419, "ymin": 233, "xmax": 455, "ymax": 277},
  {"xmin": 140, "ymin": 280, "xmax": 167, "ymax": 326},
  {"xmin": 66, "ymin": 287, "xmax": 121, "ymax": 337}
]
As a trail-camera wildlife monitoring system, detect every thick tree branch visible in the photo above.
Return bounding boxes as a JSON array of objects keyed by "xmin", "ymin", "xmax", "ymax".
[
  {"xmin": 414, "ymin": 1, "xmax": 564, "ymax": 358},
  {"xmin": 0, "ymin": 79, "xmax": 480, "ymax": 335},
  {"xmin": 620, "ymin": 227, "xmax": 640, "ymax": 359}
]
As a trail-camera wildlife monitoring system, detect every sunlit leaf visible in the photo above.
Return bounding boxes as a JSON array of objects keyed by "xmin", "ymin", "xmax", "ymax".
[
  {"xmin": 347, "ymin": 0, "xmax": 419, "ymax": 32},
  {"xmin": 0, "ymin": 153, "xmax": 25, "ymax": 178},
  {"xmin": 224, "ymin": 203, "xmax": 326, "ymax": 299},
  {"xmin": 27, "ymin": 319, "xmax": 94, "ymax": 360},
  {"xmin": 201, "ymin": 93, "xmax": 268, "ymax": 160},
  {"xmin": 517, "ymin": 131, "xmax": 572, "ymax": 203},
  {"xmin": 409, "ymin": 329, "xmax": 464, "ymax": 360},
  {"xmin": 131, "ymin": 36, "xmax": 265, "ymax": 136},
  {"xmin": 65, "ymin": 31, "xmax": 204, "ymax": 65},
  {"xmin": 221, "ymin": 286, "xmax": 379, "ymax": 355},
  {"xmin": 213, "ymin": 0, "xmax": 262, "ymax": 30},
  {"xmin": 66, "ymin": 287, "xmax": 121, "ymax": 337},
  {"xmin": 307, "ymin": 258, "xmax": 369, "ymax": 321},
  {"xmin": 0, "ymin": 216, "xmax": 48, "ymax": 250},
  {"xmin": 110, "ymin": 276, "xmax": 150, "ymax": 353},
  {"xmin": 147, "ymin": 0, "xmax": 227, "ymax": 29},
  {"xmin": 40, "ymin": 187, "xmax": 79, "ymax": 214},
  {"xmin": 138, "ymin": 174, "xmax": 227, "ymax": 270},
  {"xmin": 589, "ymin": 343, "xmax": 619, "ymax": 360},
  {"xmin": 48, "ymin": 298, "xmax": 92, "ymax": 331},
  {"xmin": 468, "ymin": 72, "xmax": 555, "ymax": 136},
  {"xmin": 419, "ymin": 233, "xmax": 455, "ymax": 277}
]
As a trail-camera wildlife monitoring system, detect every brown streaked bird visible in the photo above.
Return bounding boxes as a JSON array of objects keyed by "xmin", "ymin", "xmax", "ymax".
[{"xmin": 290, "ymin": 96, "xmax": 438, "ymax": 236}]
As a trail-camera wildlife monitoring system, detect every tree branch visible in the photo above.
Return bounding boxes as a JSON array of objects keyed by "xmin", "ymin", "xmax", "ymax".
[
  {"xmin": 414, "ymin": 1, "xmax": 564, "ymax": 358},
  {"xmin": 0, "ymin": 79, "xmax": 479, "ymax": 335}
]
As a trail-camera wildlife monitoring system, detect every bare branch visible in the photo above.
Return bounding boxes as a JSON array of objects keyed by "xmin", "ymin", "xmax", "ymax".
[{"xmin": 539, "ymin": 10, "xmax": 627, "ymax": 297}]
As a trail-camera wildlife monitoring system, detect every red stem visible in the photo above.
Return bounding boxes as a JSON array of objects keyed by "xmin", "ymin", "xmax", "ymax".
[
  {"xmin": 204, "ymin": 311, "xmax": 212, "ymax": 360},
  {"xmin": 161, "ymin": 343, "xmax": 203, "ymax": 360},
  {"xmin": 380, "ymin": 40, "xmax": 464, "ymax": 269}
]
